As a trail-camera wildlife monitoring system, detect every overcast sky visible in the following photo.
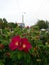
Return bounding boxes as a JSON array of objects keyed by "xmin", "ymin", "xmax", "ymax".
[{"xmin": 0, "ymin": 0, "xmax": 49, "ymax": 26}]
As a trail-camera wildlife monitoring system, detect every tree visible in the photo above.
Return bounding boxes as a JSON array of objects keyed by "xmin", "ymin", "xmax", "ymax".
[
  {"xmin": 3, "ymin": 18, "xmax": 8, "ymax": 23},
  {"xmin": 36, "ymin": 20, "xmax": 48, "ymax": 29},
  {"xmin": 46, "ymin": 20, "xmax": 49, "ymax": 28},
  {"xmin": 0, "ymin": 18, "xmax": 3, "ymax": 29},
  {"xmin": 3, "ymin": 18, "xmax": 8, "ymax": 28}
]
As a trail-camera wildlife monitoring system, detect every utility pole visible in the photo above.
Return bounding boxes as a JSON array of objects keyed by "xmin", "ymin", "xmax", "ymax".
[
  {"xmin": 22, "ymin": 12, "xmax": 26, "ymax": 23},
  {"xmin": 22, "ymin": 14, "xmax": 24, "ymax": 23}
]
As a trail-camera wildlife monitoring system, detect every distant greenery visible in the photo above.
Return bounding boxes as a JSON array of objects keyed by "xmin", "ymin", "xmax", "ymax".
[
  {"xmin": 36, "ymin": 20, "xmax": 49, "ymax": 29},
  {"xmin": 0, "ymin": 18, "xmax": 49, "ymax": 29},
  {"xmin": 0, "ymin": 18, "xmax": 18, "ymax": 29}
]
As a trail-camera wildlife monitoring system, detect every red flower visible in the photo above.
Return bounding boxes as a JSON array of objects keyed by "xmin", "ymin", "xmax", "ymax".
[
  {"xmin": 18, "ymin": 38, "xmax": 32, "ymax": 52},
  {"xmin": 9, "ymin": 35, "xmax": 21, "ymax": 51},
  {"xmin": 9, "ymin": 35, "xmax": 32, "ymax": 53}
]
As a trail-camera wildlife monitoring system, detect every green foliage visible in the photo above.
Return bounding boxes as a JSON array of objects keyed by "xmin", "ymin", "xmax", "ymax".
[
  {"xmin": 0, "ymin": 18, "xmax": 3, "ymax": 29},
  {"xmin": 3, "ymin": 18, "xmax": 8, "ymax": 23},
  {"xmin": 0, "ymin": 18, "xmax": 18, "ymax": 29},
  {"xmin": 0, "ymin": 19, "xmax": 49, "ymax": 65},
  {"xmin": 36, "ymin": 20, "xmax": 48, "ymax": 29}
]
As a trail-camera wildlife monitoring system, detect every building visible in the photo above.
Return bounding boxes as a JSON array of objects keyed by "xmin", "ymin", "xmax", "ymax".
[{"xmin": 17, "ymin": 23, "xmax": 25, "ymax": 28}]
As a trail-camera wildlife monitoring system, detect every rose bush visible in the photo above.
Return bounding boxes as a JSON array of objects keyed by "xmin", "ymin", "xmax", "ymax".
[{"xmin": 0, "ymin": 26, "xmax": 49, "ymax": 65}]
